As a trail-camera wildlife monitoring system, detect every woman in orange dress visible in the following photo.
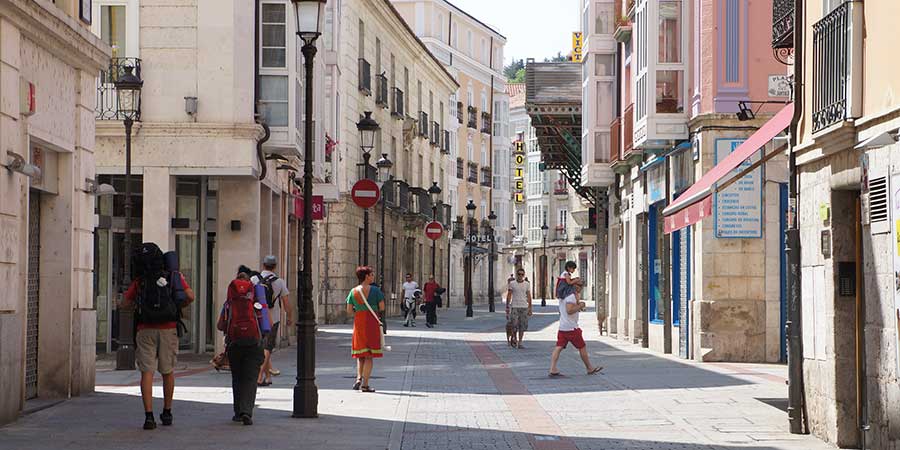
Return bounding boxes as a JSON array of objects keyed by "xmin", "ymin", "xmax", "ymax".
[{"xmin": 345, "ymin": 266, "xmax": 385, "ymax": 393}]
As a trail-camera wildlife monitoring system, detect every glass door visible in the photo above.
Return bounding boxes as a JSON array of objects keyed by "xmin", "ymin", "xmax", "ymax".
[{"xmin": 176, "ymin": 232, "xmax": 200, "ymax": 351}]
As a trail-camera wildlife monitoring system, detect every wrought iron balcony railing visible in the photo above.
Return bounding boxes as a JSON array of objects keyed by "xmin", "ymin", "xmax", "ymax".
[
  {"xmin": 375, "ymin": 74, "xmax": 389, "ymax": 108},
  {"xmin": 772, "ymin": 0, "xmax": 794, "ymax": 49},
  {"xmin": 96, "ymin": 57, "xmax": 142, "ymax": 120},
  {"xmin": 812, "ymin": 1, "xmax": 862, "ymax": 133},
  {"xmin": 418, "ymin": 112, "xmax": 429, "ymax": 137},
  {"xmin": 456, "ymin": 158, "xmax": 464, "ymax": 179},
  {"xmin": 358, "ymin": 58, "xmax": 371, "ymax": 94},
  {"xmin": 480, "ymin": 112, "xmax": 492, "ymax": 134},
  {"xmin": 467, "ymin": 106, "xmax": 478, "ymax": 129},
  {"xmin": 391, "ymin": 88, "xmax": 405, "ymax": 118},
  {"xmin": 431, "ymin": 121, "xmax": 441, "ymax": 147},
  {"xmin": 480, "ymin": 167, "xmax": 492, "ymax": 187},
  {"xmin": 442, "ymin": 130, "xmax": 451, "ymax": 154},
  {"xmin": 467, "ymin": 163, "xmax": 478, "ymax": 184},
  {"xmin": 456, "ymin": 102, "xmax": 464, "ymax": 124}
]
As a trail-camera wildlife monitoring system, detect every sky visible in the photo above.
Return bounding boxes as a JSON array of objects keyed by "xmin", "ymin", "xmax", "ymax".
[{"xmin": 447, "ymin": 0, "xmax": 580, "ymax": 67}]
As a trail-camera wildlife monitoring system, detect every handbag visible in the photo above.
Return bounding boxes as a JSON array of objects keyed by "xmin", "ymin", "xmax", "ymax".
[{"xmin": 354, "ymin": 286, "xmax": 390, "ymax": 352}]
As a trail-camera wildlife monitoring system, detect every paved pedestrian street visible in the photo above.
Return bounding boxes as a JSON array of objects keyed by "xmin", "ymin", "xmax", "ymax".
[{"xmin": 0, "ymin": 302, "xmax": 833, "ymax": 450}]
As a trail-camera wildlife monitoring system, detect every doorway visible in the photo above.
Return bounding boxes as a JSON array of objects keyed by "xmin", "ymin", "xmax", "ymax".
[{"xmin": 25, "ymin": 192, "xmax": 41, "ymax": 400}]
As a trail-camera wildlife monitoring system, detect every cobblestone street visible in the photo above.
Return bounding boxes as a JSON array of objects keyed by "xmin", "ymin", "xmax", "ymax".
[{"xmin": 0, "ymin": 302, "xmax": 834, "ymax": 450}]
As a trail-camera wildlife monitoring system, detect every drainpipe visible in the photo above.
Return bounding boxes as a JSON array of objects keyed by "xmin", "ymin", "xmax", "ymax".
[
  {"xmin": 786, "ymin": 0, "xmax": 807, "ymax": 435},
  {"xmin": 254, "ymin": 0, "xmax": 270, "ymax": 181}
]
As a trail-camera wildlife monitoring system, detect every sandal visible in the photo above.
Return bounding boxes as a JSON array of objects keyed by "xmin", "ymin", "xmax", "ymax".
[
  {"xmin": 352, "ymin": 379, "xmax": 362, "ymax": 390},
  {"xmin": 360, "ymin": 386, "xmax": 376, "ymax": 393},
  {"xmin": 587, "ymin": 367, "xmax": 603, "ymax": 375},
  {"xmin": 549, "ymin": 372, "xmax": 564, "ymax": 378}
]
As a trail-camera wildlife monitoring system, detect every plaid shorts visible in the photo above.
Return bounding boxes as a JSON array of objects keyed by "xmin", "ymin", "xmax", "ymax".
[{"xmin": 507, "ymin": 307, "xmax": 529, "ymax": 332}]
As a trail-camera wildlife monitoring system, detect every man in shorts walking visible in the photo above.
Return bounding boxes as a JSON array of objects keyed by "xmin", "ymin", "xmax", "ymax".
[
  {"xmin": 506, "ymin": 269, "xmax": 533, "ymax": 348},
  {"xmin": 549, "ymin": 261, "xmax": 602, "ymax": 377},
  {"xmin": 256, "ymin": 256, "xmax": 290, "ymax": 386}
]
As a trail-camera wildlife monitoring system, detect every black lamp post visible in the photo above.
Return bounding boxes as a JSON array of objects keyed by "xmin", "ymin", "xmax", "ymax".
[
  {"xmin": 465, "ymin": 200, "xmax": 476, "ymax": 318},
  {"xmin": 291, "ymin": 0, "xmax": 326, "ymax": 419},
  {"xmin": 114, "ymin": 64, "xmax": 142, "ymax": 371},
  {"xmin": 540, "ymin": 222, "xmax": 549, "ymax": 307},
  {"xmin": 376, "ymin": 153, "xmax": 393, "ymax": 288},
  {"xmin": 356, "ymin": 111, "xmax": 379, "ymax": 266},
  {"xmin": 428, "ymin": 182, "xmax": 441, "ymax": 277},
  {"xmin": 487, "ymin": 210, "xmax": 497, "ymax": 313}
]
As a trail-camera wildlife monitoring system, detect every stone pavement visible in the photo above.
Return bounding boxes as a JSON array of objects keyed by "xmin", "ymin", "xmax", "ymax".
[{"xmin": 0, "ymin": 301, "xmax": 835, "ymax": 450}]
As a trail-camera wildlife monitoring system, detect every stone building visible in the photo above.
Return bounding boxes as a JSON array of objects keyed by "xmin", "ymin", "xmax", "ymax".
[
  {"xmin": 390, "ymin": 0, "xmax": 510, "ymax": 307},
  {"xmin": 0, "ymin": 0, "xmax": 110, "ymax": 425},
  {"xmin": 91, "ymin": 0, "xmax": 334, "ymax": 354},
  {"xmin": 789, "ymin": 1, "xmax": 900, "ymax": 447},
  {"xmin": 317, "ymin": 0, "xmax": 457, "ymax": 320}
]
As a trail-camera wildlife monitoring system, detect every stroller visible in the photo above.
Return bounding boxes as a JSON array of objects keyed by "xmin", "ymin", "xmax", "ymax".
[{"xmin": 402, "ymin": 289, "xmax": 422, "ymax": 327}]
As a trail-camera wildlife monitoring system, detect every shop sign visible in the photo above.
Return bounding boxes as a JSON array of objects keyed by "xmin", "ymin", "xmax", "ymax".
[
  {"xmin": 768, "ymin": 75, "xmax": 791, "ymax": 97},
  {"xmin": 713, "ymin": 138, "xmax": 762, "ymax": 238},
  {"xmin": 571, "ymin": 32, "xmax": 583, "ymax": 63}
]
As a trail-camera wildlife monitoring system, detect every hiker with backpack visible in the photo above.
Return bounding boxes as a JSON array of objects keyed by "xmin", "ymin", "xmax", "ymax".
[
  {"xmin": 217, "ymin": 270, "xmax": 270, "ymax": 425},
  {"xmin": 254, "ymin": 256, "xmax": 291, "ymax": 387},
  {"xmin": 346, "ymin": 266, "xmax": 385, "ymax": 393},
  {"xmin": 119, "ymin": 243, "xmax": 194, "ymax": 430}
]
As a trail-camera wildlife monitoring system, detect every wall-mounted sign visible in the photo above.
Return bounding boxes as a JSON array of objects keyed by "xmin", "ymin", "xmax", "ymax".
[
  {"xmin": 513, "ymin": 140, "xmax": 525, "ymax": 204},
  {"xmin": 714, "ymin": 138, "xmax": 762, "ymax": 238},
  {"xmin": 514, "ymin": 153, "xmax": 525, "ymax": 166},
  {"xmin": 768, "ymin": 75, "xmax": 791, "ymax": 98},
  {"xmin": 294, "ymin": 193, "xmax": 325, "ymax": 220},
  {"xmin": 514, "ymin": 167, "xmax": 524, "ymax": 178},
  {"xmin": 571, "ymin": 32, "xmax": 583, "ymax": 63}
]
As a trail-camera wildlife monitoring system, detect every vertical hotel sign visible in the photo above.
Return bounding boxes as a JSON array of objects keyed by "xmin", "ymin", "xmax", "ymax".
[
  {"xmin": 513, "ymin": 141, "xmax": 525, "ymax": 204},
  {"xmin": 571, "ymin": 32, "xmax": 583, "ymax": 63}
]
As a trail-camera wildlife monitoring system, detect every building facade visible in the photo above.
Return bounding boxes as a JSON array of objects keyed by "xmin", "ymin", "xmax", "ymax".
[
  {"xmin": 0, "ymin": 0, "xmax": 110, "ymax": 425},
  {"xmin": 91, "ymin": 0, "xmax": 334, "ymax": 354},
  {"xmin": 390, "ymin": 0, "xmax": 510, "ymax": 306},
  {"xmin": 318, "ymin": 0, "xmax": 457, "ymax": 320}
]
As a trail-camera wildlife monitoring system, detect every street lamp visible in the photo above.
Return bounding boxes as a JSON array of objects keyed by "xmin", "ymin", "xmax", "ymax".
[
  {"xmin": 114, "ymin": 64, "xmax": 142, "ymax": 371},
  {"xmin": 428, "ymin": 182, "xmax": 442, "ymax": 278},
  {"xmin": 487, "ymin": 210, "xmax": 497, "ymax": 313},
  {"xmin": 290, "ymin": 0, "xmax": 326, "ymax": 419},
  {"xmin": 465, "ymin": 200, "xmax": 476, "ymax": 318},
  {"xmin": 357, "ymin": 111, "xmax": 380, "ymax": 266},
  {"xmin": 540, "ymin": 222, "xmax": 549, "ymax": 307},
  {"xmin": 376, "ymin": 153, "xmax": 393, "ymax": 288}
]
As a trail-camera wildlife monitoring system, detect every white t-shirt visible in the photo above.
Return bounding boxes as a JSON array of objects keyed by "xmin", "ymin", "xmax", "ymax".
[
  {"xmin": 402, "ymin": 281, "xmax": 419, "ymax": 299},
  {"xmin": 507, "ymin": 280, "xmax": 531, "ymax": 309},
  {"xmin": 259, "ymin": 270, "xmax": 289, "ymax": 324},
  {"xmin": 558, "ymin": 294, "xmax": 579, "ymax": 331}
]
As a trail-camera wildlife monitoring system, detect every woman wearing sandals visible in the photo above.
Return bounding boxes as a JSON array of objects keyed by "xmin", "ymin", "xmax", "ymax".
[{"xmin": 346, "ymin": 266, "xmax": 385, "ymax": 393}]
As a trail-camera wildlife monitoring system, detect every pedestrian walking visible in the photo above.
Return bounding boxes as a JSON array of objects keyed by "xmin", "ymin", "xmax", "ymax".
[
  {"xmin": 346, "ymin": 266, "xmax": 385, "ymax": 393},
  {"xmin": 506, "ymin": 269, "xmax": 533, "ymax": 348},
  {"xmin": 401, "ymin": 273, "xmax": 419, "ymax": 327},
  {"xmin": 217, "ymin": 271, "xmax": 267, "ymax": 425},
  {"xmin": 254, "ymin": 256, "xmax": 291, "ymax": 386},
  {"xmin": 119, "ymin": 243, "xmax": 194, "ymax": 430},
  {"xmin": 423, "ymin": 275, "xmax": 440, "ymax": 328},
  {"xmin": 549, "ymin": 261, "xmax": 602, "ymax": 377}
]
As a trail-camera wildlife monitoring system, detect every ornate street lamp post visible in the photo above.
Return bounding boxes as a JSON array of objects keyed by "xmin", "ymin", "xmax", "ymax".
[
  {"xmin": 114, "ymin": 64, "xmax": 142, "ymax": 371},
  {"xmin": 428, "ymin": 182, "xmax": 442, "ymax": 277},
  {"xmin": 376, "ymin": 153, "xmax": 393, "ymax": 288},
  {"xmin": 487, "ymin": 210, "xmax": 497, "ymax": 313},
  {"xmin": 465, "ymin": 200, "xmax": 476, "ymax": 318},
  {"xmin": 540, "ymin": 222, "xmax": 549, "ymax": 307},
  {"xmin": 356, "ymin": 111, "xmax": 379, "ymax": 266},
  {"xmin": 290, "ymin": 0, "xmax": 326, "ymax": 419}
]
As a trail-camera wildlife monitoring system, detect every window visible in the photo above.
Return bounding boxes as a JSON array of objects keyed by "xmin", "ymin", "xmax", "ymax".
[
  {"xmin": 404, "ymin": 68, "xmax": 410, "ymax": 114},
  {"xmin": 358, "ymin": 19, "xmax": 365, "ymax": 59},
  {"xmin": 261, "ymin": 3, "xmax": 286, "ymax": 68},
  {"xmin": 451, "ymin": 21, "xmax": 458, "ymax": 48},
  {"xmin": 436, "ymin": 13, "xmax": 444, "ymax": 41},
  {"xmin": 594, "ymin": 54, "xmax": 615, "ymax": 76},
  {"xmin": 595, "ymin": 2, "xmax": 614, "ymax": 35},
  {"xmin": 656, "ymin": 70, "xmax": 684, "ymax": 113},
  {"xmin": 375, "ymin": 37, "xmax": 382, "ymax": 75},
  {"xmin": 467, "ymin": 137, "xmax": 474, "ymax": 161},
  {"xmin": 481, "ymin": 38, "xmax": 487, "ymax": 64},
  {"xmin": 658, "ymin": 1, "xmax": 682, "ymax": 63},
  {"xmin": 260, "ymin": 75, "xmax": 288, "ymax": 126},
  {"xmin": 99, "ymin": 5, "xmax": 127, "ymax": 58},
  {"xmin": 558, "ymin": 209, "xmax": 568, "ymax": 229},
  {"xmin": 481, "ymin": 142, "xmax": 487, "ymax": 166},
  {"xmin": 467, "ymin": 30, "xmax": 473, "ymax": 56}
]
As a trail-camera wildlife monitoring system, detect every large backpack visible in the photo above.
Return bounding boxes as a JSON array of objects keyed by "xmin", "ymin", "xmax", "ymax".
[
  {"xmin": 136, "ymin": 269, "xmax": 179, "ymax": 324},
  {"xmin": 260, "ymin": 274, "xmax": 279, "ymax": 309},
  {"xmin": 133, "ymin": 242, "xmax": 165, "ymax": 281},
  {"xmin": 224, "ymin": 279, "xmax": 262, "ymax": 347}
]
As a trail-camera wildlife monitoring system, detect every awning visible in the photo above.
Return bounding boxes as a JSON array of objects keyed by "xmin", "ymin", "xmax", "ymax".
[{"xmin": 662, "ymin": 103, "xmax": 794, "ymax": 233}]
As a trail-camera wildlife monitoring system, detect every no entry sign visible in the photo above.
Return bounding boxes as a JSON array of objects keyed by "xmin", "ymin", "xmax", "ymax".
[
  {"xmin": 425, "ymin": 221, "xmax": 444, "ymax": 241},
  {"xmin": 351, "ymin": 179, "xmax": 380, "ymax": 209}
]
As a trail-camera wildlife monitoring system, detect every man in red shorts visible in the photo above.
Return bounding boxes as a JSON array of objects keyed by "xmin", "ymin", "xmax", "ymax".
[{"xmin": 549, "ymin": 261, "xmax": 602, "ymax": 377}]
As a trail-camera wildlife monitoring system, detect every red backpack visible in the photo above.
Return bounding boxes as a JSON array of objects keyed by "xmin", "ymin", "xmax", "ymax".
[{"xmin": 223, "ymin": 279, "xmax": 261, "ymax": 347}]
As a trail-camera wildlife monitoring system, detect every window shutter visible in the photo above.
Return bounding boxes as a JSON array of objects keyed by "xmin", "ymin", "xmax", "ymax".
[{"xmin": 869, "ymin": 174, "xmax": 889, "ymax": 235}]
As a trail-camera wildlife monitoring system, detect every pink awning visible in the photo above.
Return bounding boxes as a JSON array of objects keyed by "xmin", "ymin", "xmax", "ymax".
[{"xmin": 662, "ymin": 103, "xmax": 794, "ymax": 232}]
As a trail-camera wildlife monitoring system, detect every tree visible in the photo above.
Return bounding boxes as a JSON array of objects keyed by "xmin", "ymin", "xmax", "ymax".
[
  {"xmin": 543, "ymin": 52, "xmax": 570, "ymax": 63},
  {"xmin": 510, "ymin": 68, "xmax": 526, "ymax": 83},
  {"xmin": 503, "ymin": 59, "xmax": 525, "ymax": 81}
]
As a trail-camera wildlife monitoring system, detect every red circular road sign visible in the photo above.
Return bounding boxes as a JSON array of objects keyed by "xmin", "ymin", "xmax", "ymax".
[
  {"xmin": 351, "ymin": 179, "xmax": 381, "ymax": 209},
  {"xmin": 425, "ymin": 221, "xmax": 444, "ymax": 241}
]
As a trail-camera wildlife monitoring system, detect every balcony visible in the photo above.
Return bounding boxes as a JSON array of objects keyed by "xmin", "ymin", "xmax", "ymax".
[
  {"xmin": 431, "ymin": 121, "xmax": 441, "ymax": 147},
  {"xmin": 452, "ymin": 217, "xmax": 465, "ymax": 240},
  {"xmin": 467, "ymin": 106, "xmax": 478, "ymax": 129},
  {"xmin": 553, "ymin": 179, "xmax": 568, "ymax": 195},
  {"xmin": 480, "ymin": 112, "xmax": 492, "ymax": 134},
  {"xmin": 622, "ymin": 103, "xmax": 634, "ymax": 158},
  {"xmin": 358, "ymin": 58, "xmax": 371, "ymax": 95},
  {"xmin": 467, "ymin": 163, "xmax": 478, "ymax": 184},
  {"xmin": 610, "ymin": 116, "xmax": 621, "ymax": 162},
  {"xmin": 456, "ymin": 158, "xmax": 464, "ymax": 179},
  {"xmin": 418, "ymin": 111, "xmax": 429, "ymax": 138},
  {"xmin": 391, "ymin": 88, "xmax": 405, "ymax": 118},
  {"xmin": 613, "ymin": 0, "xmax": 633, "ymax": 43},
  {"xmin": 480, "ymin": 167, "xmax": 492, "ymax": 187},
  {"xmin": 553, "ymin": 226, "xmax": 567, "ymax": 241},
  {"xmin": 812, "ymin": 1, "xmax": 863, "ymax": 133},
  {"xmin": 375, "ymin": 74, "xmax": 389, "ymax": 108},
  {"xmin": 442, "ymin": 130, "xmax": 451, "ymax": 154},
  {"xmin": 396, "ymin": 181, "xmax": 410, "ymax": 212},
  {"xmin": 456, "ymin": 101, "xmax": 464, "ymax": 124},
  {"xmin": 772, "ymin": 0, "xmax": 794, "ymax": 49},
  {"xmin": 382, "ymin": 179, "xmax": 396, "ymax": 206},
  {"xmin": 96, "ymin": 57, "xmax": 142, "ymax": 120},
  {"xmin": 440, "ymin": 204, "xmax": 452, "ymax": 228}
]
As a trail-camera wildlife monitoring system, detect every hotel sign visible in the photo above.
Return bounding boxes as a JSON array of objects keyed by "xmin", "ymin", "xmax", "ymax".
[
  {"xmin": 571, "ymin": 32, "xmax": 583, "ymax": 63},
  {"xmin": 513, "ymin": 141, "xmax": 525, "ymax": 204}
]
